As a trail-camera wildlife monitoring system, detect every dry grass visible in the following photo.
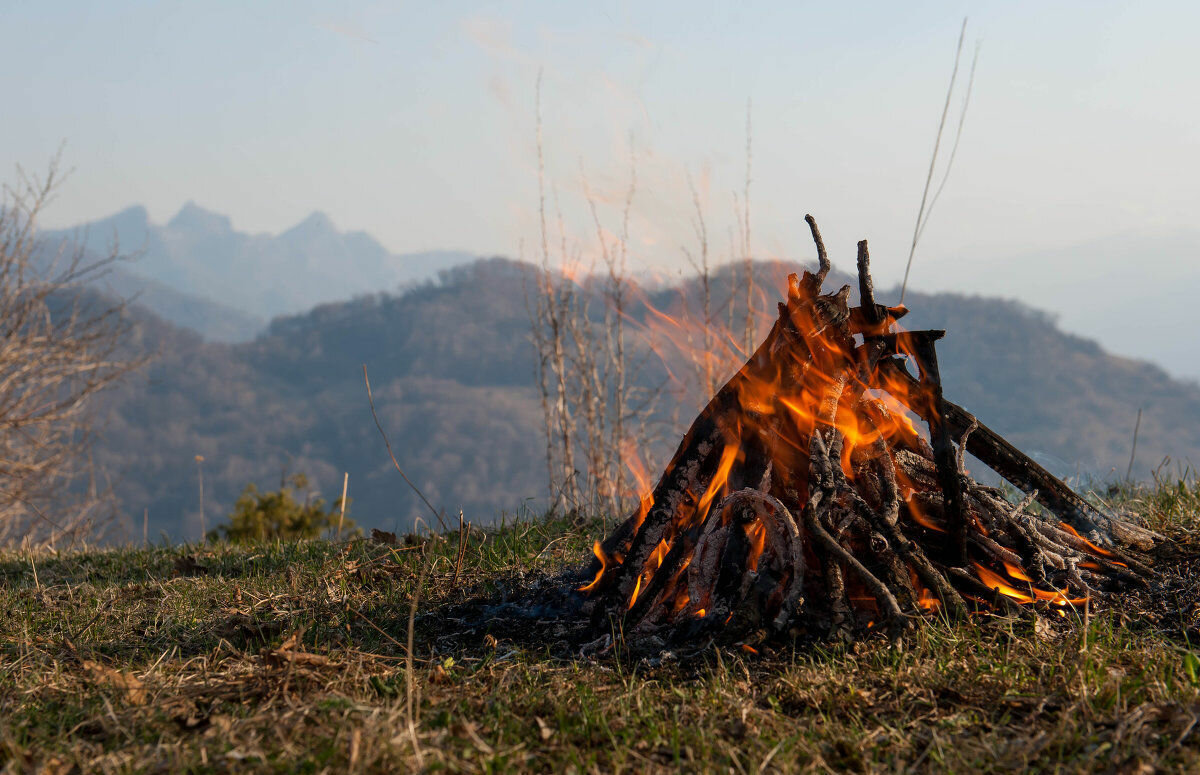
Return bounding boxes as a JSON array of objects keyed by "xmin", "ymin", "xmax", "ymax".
[{"xmin": 2, "ymin": 483, "xmax": 1199, "ymax": 773}]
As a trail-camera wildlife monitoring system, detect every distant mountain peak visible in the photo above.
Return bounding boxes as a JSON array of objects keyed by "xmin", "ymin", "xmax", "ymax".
[
  {"xmin": 75, "ymin": 204, "xmax": 150, "ymax": 235},
  {"xmin": 282, "ymin": 210, "xmax": 338, "ymax": 240},
  {"xmin": 52, "ymin": 204, "xmax": 153, "ymax": 255},
  {"xmin": 110, "ymin": 204, "xmax": 150, "ymax": 224},
  {"xmin": 167, "ymin": 201, "xmax": 233, "ymax": 234},
  {"xmin": 47, "ymin": 201, "xmax": 476, "ymax": 322}
]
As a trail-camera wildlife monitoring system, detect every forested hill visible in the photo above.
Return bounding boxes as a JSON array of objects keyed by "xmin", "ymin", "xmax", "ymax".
[{"xmin": 92, "ymin": 258, "xmax": 1200, "ymax": 542}]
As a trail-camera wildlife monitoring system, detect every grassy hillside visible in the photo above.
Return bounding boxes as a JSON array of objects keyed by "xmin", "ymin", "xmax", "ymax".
[
  {"xmin": 2, "ymin": 481, "xmax": 1198, "ymax": 772},
  {"xmin": 92, "ymin": 258, "xmax": 1200, "ymax": 542}
]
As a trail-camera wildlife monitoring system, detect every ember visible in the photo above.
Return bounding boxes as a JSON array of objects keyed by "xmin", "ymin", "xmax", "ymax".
[{"xmin": 577, "ymin": 217, "xmax": 1162, "ymax": 645}]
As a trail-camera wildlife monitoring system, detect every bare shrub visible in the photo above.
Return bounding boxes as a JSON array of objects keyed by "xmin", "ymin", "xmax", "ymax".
[{"xmin": 0, "ymin": 159, "xmax": 144, "ymax": 545}]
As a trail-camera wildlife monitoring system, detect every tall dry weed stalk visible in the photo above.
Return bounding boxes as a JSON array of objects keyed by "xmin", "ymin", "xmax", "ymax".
[
  {"xmin": 531, "ymin": 73, "xmax": 578, "ymax": 513},
  {"xmin": 683, "ymin": 173, "xmax": 717, "ymax": 398},
  {"xmin": 900, "ymin": 18, "xmax": 980, "ymax": 303},
  {"xmin": 528, "ymin": 85, "xmax": 768, "ymax": 520},
  {"xmin": 740, "ymin": 100, "xmax": 756, "ymax": 357},
  {"xmin": 529, "ymin": 74, "xmax": 655, "ymax": 519}
]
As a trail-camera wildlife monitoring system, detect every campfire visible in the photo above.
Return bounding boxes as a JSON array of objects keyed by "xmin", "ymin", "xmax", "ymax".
[{"xmin": 577, "ymin": 217, "xmax": 1161, "ymax": 646}]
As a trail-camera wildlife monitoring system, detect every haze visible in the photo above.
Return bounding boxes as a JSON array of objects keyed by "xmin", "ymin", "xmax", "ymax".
[{"xmin": 4, "ymin": 1, "xmax": 1198, "ymax": 377}]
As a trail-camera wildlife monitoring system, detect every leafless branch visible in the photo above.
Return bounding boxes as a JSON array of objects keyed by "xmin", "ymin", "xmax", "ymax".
[{"xmin": 0, "ymin": 155, "xmax": 146, "ymax": 545}]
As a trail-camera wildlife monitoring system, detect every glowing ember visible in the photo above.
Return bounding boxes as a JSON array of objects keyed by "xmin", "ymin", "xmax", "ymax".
[{"xmin": 746, "ymin": 520, "xmax": 768, "ymax": 572}]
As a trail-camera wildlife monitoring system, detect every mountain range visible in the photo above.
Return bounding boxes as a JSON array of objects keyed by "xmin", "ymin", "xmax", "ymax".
[
  {"xmin": 47, "ymin": 204, "xmax": 474, "ymax": 341},
  {"xmin": 83, "ymin": 257, "xmax": 1200, "ymax": 543},
  {"xmin": 47, "ymin": 204, "xmax": 1200, "ymax": 385}
]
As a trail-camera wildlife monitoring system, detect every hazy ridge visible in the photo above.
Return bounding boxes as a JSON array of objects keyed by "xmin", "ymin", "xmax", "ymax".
[
  {"xmin": 84, "ymin": 257, "xmax": 1200, "ymax": 542},
  {"xmin": 47, "ymin": 204, "xmax": 475, "ymax": 341}
]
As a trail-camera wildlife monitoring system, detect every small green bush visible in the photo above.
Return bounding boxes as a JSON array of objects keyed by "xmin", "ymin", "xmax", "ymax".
[{"xmin": 208, "ymin": 473, "xmax": 357, "ymax": 543}]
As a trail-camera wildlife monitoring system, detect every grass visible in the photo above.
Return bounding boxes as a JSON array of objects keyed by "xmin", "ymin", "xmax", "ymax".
[{"xmin": 2, "ymin": 483, "xmax": 1199, "ymax": 773}]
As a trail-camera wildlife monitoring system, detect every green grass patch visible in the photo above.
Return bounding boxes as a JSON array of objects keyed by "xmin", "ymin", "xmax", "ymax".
[{"xmin": 1, "ymin": 489, "xmax": 1198, "ymax": 773}]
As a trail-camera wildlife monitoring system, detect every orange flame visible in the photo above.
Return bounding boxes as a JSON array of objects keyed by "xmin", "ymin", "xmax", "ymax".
[
  {"xmin": 649, "ymin": 538, "xmax": 671, "ymax": 570},
  {"xmin": 631, "ymin": 287, "xmax": 752, "ymax": 402},
  {"xmin": 578, "ymin": 541, "xmax": 610, "ymax": 593},
  {"xmin": 696, "ymin": 439, "xmax": 739, "ymax": 526},
  {"xmin": 628, "ymin": 575, "xmax": 643, "ymax": 609},
  {"xmin": 1002, "ymin": 561, "xmax": 1033, "ymax": 582},
  {"xmin": 917, "ymin": 588, "xmax": 941, "ymax": 612},
  {"xmin": 1058, "ymin": 522, "xmax": 1116, "ymax": 558},
  {"xmin": 972, "ymin": 564, "xmax": 1035, "ymax": 604},
  {"xmin": 972, "ymin": 563, "xmax": 1086, "ymax": 607},
  {"xmin": 900, "ymin": 483, "xmax": 945, "ymax": 533},
  {"xmin": 621, "ymin": 439, "xmax": 657, "ymax": 531},
  {"xmin": 746, "ymin": 519, "xmax": 768, "ymax": 572},
  {"xmin": 909, "ymin": 567, "xmax": 942, "ymax": 611},
  {"xmin": 627, "ymin": 538, "xmax": 672, "ymax": 609}
]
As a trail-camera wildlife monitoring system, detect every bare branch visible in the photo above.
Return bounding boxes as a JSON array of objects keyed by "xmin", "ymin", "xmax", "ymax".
[{"xmin": 0, "ymin": 159, "xmax": 145, "ymax": 544}]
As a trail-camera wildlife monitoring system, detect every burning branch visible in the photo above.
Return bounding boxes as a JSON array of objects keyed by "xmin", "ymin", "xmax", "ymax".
[{"xmin": 576, "ymin": 217, "xmax": 1161, "ymax": 647}]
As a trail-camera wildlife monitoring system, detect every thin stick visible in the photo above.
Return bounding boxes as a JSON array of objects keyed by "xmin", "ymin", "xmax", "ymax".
[
  {"xmin": 610, "ymin": 143, "xmax": 637, "ymax": 518},
  {"xmin": 1125, "ymin": 408, "xmax": 1142, "ymax": 481},
  {"xmin": 337, "ymin": 472, "xmax": 349, "ymax": 539},
  {"xmin": 522, "ymin": 253, "xmax": 557, "ymax": 507},
  {"xmin": 406, "ymin": 551, "xmax": 429, "ymax": 767},
  {"xmin": 742, "ymin": 98, "xmax": 755, "ymax": 356},
  {"xmin": 527, "ymin": 74, "xmax": 560, "ymax": 512},
  {"xmin": 533, "ymin": 79, "xmax": 580, "ymax": 511},
  {"xmin": 900, "ymin": 18, "xmax": 968, "ymax": 305},
  {"xmin": 1081, "ymin": 596, "xmax": 1090, "ymax": 653},
  {"xmin": 453, "ymin": 510, "xmax": 467, "ymax": 584},
  {"xmin": 194, "ymin": 455, "xmax": 206, "ymax": 540},
  {"xmin": 351, "ymin": 607, "xmax": 409, "ymax": 651},
  {"xmin": 362, "ymin": 365, "xmax": 448, "ymax": 532},
  {"xmin": 68, "ymin": 595, "xmax": 116, "ymax": 645}
]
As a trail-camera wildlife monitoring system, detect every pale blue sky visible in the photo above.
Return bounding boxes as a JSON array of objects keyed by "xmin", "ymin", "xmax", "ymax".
[{"xmin": 3, "ymin": 1, "xmax": 1198, "ymax": 305}]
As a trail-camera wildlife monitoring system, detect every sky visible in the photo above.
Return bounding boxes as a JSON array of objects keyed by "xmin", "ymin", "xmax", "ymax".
[{"xmin": 3, "ymin": 1, "xmax": 1198, "ymax": 373}]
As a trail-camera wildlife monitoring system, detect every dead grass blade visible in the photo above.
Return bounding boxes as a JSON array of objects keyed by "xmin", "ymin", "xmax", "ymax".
[
  {"xmin": 362, "ymin": 364, "xmax": 447, "ymax": 531},
  {"xmin": 81, "ymin": 660, "xmax": 146, "ymax": 705}
]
